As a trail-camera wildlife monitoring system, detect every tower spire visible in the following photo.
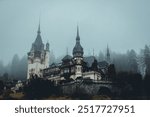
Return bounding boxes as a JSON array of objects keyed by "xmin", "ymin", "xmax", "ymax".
[
  {"xmin": 106, "ymin": 44, "xmax": 110, "ymax": 64},
  {"xmin": 73, "ymin": 25, "xmax": 84, "ymax": 57},
  {"xmin": 107, "ymin": 44, "xmax": 110, "ymax": 56},
  {"xmin": 77, "ymin": 25, "xmax": 79, "ymax": 38},
  {"xmin": 33, "ymin": 19, "xmax": 44, "ymax": 51},
  {"xmin": 37, "ymin": 19, "xmax": 41, "ymax": 34}
]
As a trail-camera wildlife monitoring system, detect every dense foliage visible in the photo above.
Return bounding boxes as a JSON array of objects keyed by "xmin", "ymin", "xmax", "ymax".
[{"xmin": 23, "ymin": 78, "xmax": 60, "ymax": 99}]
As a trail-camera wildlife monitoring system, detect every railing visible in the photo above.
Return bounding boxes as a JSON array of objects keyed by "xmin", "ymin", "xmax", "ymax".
[{"xmin": 57, "ymin": 79, "xmax": 114, "ymax": 86}]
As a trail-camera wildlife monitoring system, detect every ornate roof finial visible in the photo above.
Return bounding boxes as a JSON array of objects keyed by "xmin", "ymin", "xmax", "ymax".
[
  {"xmin": 77, "ymin": 25, "xmax": 79, "ymax": 37},
  {"xmin": 37, "ymin": 18, "xmax": 41, "ymax": 34},
  {"xmin": 106, "ymin": 44, "xmax": 110, "ymax": 64}
]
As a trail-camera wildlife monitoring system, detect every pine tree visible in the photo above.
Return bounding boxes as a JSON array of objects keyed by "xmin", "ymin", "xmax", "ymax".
[
  {"xmin": 144, "ymin": 45, "xmax": 150, "ymax": 75},
  {"xmin": 11, "ymin": 54, "xmax": 20, "ymax": 79},
  {"xmin": 127, "ymin": 49, "xmax": 138, "ymax": 73}
]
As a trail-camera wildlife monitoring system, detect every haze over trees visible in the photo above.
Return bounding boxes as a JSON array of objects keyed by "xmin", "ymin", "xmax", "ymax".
[
  {"xmin": 0, "ymin": 55, "xmax": 27, "ymax": 81},
  {"xmin": 0, "ymin": 45, "xmax": 150, "ymax": 81}
]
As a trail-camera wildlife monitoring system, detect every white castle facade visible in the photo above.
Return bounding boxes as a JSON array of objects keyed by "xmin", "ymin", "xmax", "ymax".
[{"xmin": 27, "ymin": 24, "xmax": 49, "ymax": 79}]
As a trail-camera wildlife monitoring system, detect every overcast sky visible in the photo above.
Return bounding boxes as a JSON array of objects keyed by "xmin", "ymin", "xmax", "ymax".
[{"xmin": 0, "ymin": 0, "xmax": 150, "ymax": 65}]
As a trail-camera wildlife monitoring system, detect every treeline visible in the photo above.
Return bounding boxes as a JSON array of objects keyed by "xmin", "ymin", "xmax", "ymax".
[
  {"xmin": 0, "ymin": 45, "xmax": 150, "ymax": 81},
  {"xmin": 0, "ymin": 50, "xmax": 59, "ymax": 81},
  {"xmin": 97, "ymin": 45, "xmax": 150, "ymax": 77},
  {"xmin": 0, "ymin": 54, "xmax": 27, "ymax": 81}
]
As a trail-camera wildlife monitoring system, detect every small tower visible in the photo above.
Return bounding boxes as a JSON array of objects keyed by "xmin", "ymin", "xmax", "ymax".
[
  {"xmin": 72, "ymin": 26, "xmax": 84, "ymax": 79},
  {"xmin": 91, "ymin": 48, "xmax": 98, "ymax": 72},
  {"xmin": 106, "ymin": 45, "xmax": 111, "ymax": 64},
  {"xmin": 45, "ymin": 42, "xmax": 50, "ymax": 68},
  {"xmin": 27, "ymin": 23, "xmax": 50, "ymax": 79},
  {"xmin": 73, "ymin": 26, "xmax": 84, "ymax": 58}
]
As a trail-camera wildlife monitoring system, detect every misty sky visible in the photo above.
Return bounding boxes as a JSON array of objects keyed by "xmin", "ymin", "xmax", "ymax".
[{"xmin": 0, "ymin": 0, "xmax": 150, "ymax": 65}]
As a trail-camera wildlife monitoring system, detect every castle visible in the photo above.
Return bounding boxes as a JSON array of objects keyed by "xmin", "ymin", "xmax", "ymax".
[
  {"xmin": 27, "ymin": 24, "xmax": 50, "ymax": 79},
  {"xmin": 27, "ymin": 24, "xmax": 111, "ymax": 84}
]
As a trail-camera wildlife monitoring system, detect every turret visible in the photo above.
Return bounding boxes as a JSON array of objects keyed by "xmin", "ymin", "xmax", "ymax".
[
  {"xmin": 72, "ymin": 26, "xmax": 84, "ymax": 79},
  {"xmin": 72, "ymin": 26, "xmax": 84, "ymax": 58},
  {"xmin": 46, "ymin": 42, "xmax": 50, "ymax": 51},
  {"xmin": 45, "ymin": 42, "xmax": 50, "ymax": 68}
]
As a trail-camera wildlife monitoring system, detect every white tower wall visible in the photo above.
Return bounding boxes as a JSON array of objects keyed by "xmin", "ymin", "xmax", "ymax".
[{"xmin": 45, "ymin": 51, "xmax": 50, "ymax": 68}]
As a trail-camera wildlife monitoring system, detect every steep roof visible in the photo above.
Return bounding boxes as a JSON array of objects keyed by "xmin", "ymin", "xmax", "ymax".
[
  {"xmin": 98, "ymin": 61, "xmax": 109, "ymax": 68},
  {"xmin": 31, "ymin": 23, "xmax": 44, "ymax": 52},
  {"xmin": 62, "ymin": 55, "xmax": 72, "ymax": 62},
  {"xmin": 72, "ymin": 26, "xmax": 84, "ymax": 57},
  {"xmin": 84, "ymin": 56, "xmax": 95, "ymax": 67}
]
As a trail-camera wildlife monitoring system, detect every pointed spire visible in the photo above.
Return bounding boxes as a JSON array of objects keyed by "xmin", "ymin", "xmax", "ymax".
[
  {"xmin": 106, "ymin": 44, "xmax": 110, "ymax": 64},
  {"xmin": 93, "ymin": 48, "xmax": 97, "ymax": 60},
  {"xmin": 107, "ymin": 44, "xmax": 110, "ymax": 56},
  {"xmin": 77, "ymin": 25, "xmax": 79, "ymax": 37},
  {"xmin": 76, "ymin": 25, "xmax": 80, "ymax": 41},
  {"xmin": 37, "ymin": 19, "xmax": 41, "ymax": 34},
  {"xmin": 73, "ymin": 25, "xmax": 84, "ymax": 57},
  {"xmin": 33, "ymin": 19, "xmax": 44, "ymax": 51}
]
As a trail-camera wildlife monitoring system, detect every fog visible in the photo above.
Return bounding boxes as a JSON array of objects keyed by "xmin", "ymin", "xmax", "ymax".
[{"xmin": 0, "ymin": 0, "xmax": 150, "ymax": 65}]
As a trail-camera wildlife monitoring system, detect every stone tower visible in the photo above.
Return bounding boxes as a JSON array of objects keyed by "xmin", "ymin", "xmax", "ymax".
[
  {"xmin": 72, "ymin": 26, "xmax": 84, "ymax": 79},
  {"xmin": 27, "ymin": 23, "xmax": 49, "ymax": 79}
]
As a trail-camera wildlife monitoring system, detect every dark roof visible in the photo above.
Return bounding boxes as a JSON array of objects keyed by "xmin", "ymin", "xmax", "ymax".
[
  {"xmin": 98, "ymin": 61, "xmax": 109, "ymax": 68},
  {"xmin": 30, "ymin": 24, "xmax": 44, "ymax": 52},
  {"xmin": 62, "ymin": 55, "xmax": 72, "ymax": 61},
  {"xmin": 32, "ymin": 34, "xmax": 44, "ymax": 51},
  {"xmin": 49, "ymin": 63, "xmax": 61, "ymax": 68},
  {"xmin": 72, "ymin": 26, "xmax": 84, "ymax": 57},
  {"xmin": 50, "ymin": 63, "xmax": 57, "ymax": 67},
  {"xmin": 84, "ymin": 56, "xmax": 108, "ymax": 69},
  {"xmin": 84, "ymin": 56, "xmax": 95, "ymax": 67},
  {"xmin": 73, "ymin": 42, "xmax": 83, "ymax": 56},
  {"xmin": 34, "ymin": 34, "xmax": 43, "ymax": 45}
]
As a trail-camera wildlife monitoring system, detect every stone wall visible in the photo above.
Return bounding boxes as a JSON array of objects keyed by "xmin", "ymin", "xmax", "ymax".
[{"xmin": 60, "ymin": 81, "xmax": 120, "ymax": 96}]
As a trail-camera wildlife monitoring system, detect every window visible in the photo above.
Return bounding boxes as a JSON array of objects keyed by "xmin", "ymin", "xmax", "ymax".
[
  {"xmin": 78, "ymin": 67, "xmax": 80, "ymax": 71},
  {"xmin": 40, "ymin": 69, "xmax": 42, "ymax": 72},
  {"xmin": 64, "ymin": 68, "xmax": 69, "ymax": 73}
]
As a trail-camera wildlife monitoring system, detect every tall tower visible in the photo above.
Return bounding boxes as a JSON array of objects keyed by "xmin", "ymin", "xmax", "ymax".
[
  {"xmin": 106, "ymin": 45, "xmax": 111, "ymax": 64},
  {"xmin": 72, "ymin": 26, "xmax": 84, "ymax": 79},
  {"xmin": 27, "ymin": 23, "xmax": 50, "ymax": 79}
]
